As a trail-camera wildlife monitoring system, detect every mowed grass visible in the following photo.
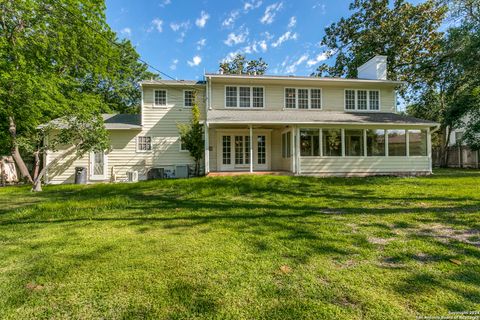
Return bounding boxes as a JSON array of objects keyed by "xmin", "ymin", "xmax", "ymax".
[{"xmin": 0, "ymin": 169, "xmax": 479, "ymax": 319}]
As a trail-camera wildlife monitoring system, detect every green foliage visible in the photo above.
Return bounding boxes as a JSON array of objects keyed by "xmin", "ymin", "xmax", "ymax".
[
  {"xmin": 177, "ymin": 96, "xmax": 204, "ymax": 176},
  {"xmin": 314, "ymin": 0, "xmax": 446, "ymax": 97},
  {"xmin": 0, "ymin": 170, "xmax": 480, "ymax": 318},
  {"xmin": 219, "ymin": 54, "xmax": 268, "ymax": 75}
]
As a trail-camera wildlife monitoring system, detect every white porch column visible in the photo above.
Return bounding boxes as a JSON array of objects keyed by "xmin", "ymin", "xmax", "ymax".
[
  {"xmin": 204, "ymin": 122, "xmax": 210, "ymax": 174},
  {"xmin": 249, "ymin": 125, "xmax": 253, "ymax": 173},
  {"xmin": 427, "ymin": 127, "xmax": 432, "ymax": 173},
  {"xmin": 291, "ymin": 126, "xmax": 296, "ymax": 173},
  {"xmin": 295, "ymin": 126, "xmax": 301, "ymax": 174}
]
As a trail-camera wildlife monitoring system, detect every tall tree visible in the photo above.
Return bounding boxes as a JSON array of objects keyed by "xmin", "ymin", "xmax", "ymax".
[
  {"xmin": 0, "ymin": 0, "xmax": 155, "ymax": 184},
  {"xmin": 219, "ymin": 54, "xmax": 268, "ymax": 75},
  {"xmin": 313, "ymin": 0, "xmax": 446, "ymax": 98}
]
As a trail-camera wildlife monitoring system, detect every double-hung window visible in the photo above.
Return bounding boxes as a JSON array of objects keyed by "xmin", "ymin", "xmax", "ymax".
[
  {"xmin": 137, "ymin": 136, "xmax": 152, "ymax": 152},
  {"xmin": 284, "ymin": 88, "xmax": 322, "ymax": 109},
  {"xmin": 344, "ymin": 89, "xmax": 380, "ymax": 111},
  {"xmin": 225, "ymin": 86, "xmax": 263, "ymax": 108},
  {"xmin": 184, "ymin": 90, "xmax": 194, "ymax": 107},
  {"xmin": 154, "ymin": 90, "xmax": 167, "ymax": 107}
]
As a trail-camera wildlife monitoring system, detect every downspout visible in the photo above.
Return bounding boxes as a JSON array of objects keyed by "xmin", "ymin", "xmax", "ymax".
[{"xmin": 140, "ymin": 83, "xmax": 144, "ymax": 127}]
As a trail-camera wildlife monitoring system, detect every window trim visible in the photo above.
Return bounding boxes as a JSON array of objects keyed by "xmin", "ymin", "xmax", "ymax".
[
  {"xmin": 183, "ymin": 89, "xmax": 195, "ymax": 108},
  {"xmin": 283, "ymin": 87, "xmax": 323, "ymax": 110},
  {"xmin": 344, "ymin": 89, "xmax": 381, "ymax": 112},
  {"xmin": 136, "ymin": 136, "xmax": 153, "ymax": 153},
  {"xmin": 153, "ymin": 89, "xmax": 168, "ymax": 108},
  {"xmin": 224, "ymin": 85, "xmax": 265, "ymax": 109}
]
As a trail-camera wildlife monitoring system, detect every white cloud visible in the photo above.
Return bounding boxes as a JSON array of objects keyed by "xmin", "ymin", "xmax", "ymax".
[
  {"xmin": 258, "ymin": 40, "xmax": 267, "ymax": 52},
  {"xmin": 159, "ymin": 0, "xmax": 171, "ymax": 7},
  {"xmin": 150, "ymin": 18, "xmax": 163, "ymax": 32},
  {"xmin": 271, "ymin": 31, "xmax": 298, "ymax": 48},
  {"xmin": 187, "ymin": 55, "xmax": 202, "ymax": 67},
  {"xmin": 120, "ymin": 27, "xmax": 131, "ymax": 37},
  {"xmin": 285, "ymin": 54, "xmax": 308, "ymax": 73},
  {"xmin": 195, "ymin": 11, "xmax": 210, "ymax": 28},
  {"xmin": 307, "ymin": 52, "xmax": 329, "ymax": 66},
  {"xmin": 170, "ymin": 21, "xmax": 190, "ymax": 43},
  {"xmin": 224, "ymin": 29, "xmax": 249, "ymax": 46},
  {"xmin": 244, "ymin": 0, "xmax": 262, "ymax": 11},
  {"xmin": 288, "ymin": 16, "xmax": 296, "ymax": 28},
  {"xmin": 260, "ymin": 2, "xmax": 283, "ymax": 24},
  {"xmin": 222, "ymin": 10, "xmax": 240, "ymax": 28},
  {"xmin": 170, "ymin": 59, "xmax": 179, "ymax": 70},
  {"xmin": 313, "ymin": 3, "xmax": 326, "ymax": 14},
  {"xmin": 196, "ymin": 38, "xmax": 207, "ymax": 50}
]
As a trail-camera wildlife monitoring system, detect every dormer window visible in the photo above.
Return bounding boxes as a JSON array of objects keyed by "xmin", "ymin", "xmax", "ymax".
[
  {"xmin": 225, "ymin": 86, "xmax": 264, "ymax": 108},
  {"xmin": 345, "ymin": 89, "xmax": 380, "ymax": 111},
  {"xmin": 284, "ymin": 88, "xmax": 322, "ymax": 109}
]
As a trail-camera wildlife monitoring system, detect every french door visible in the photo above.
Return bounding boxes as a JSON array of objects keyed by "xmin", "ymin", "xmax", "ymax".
[{"xmin": 218, "ymin": 131, "xmax": 270, "ymax": 171}]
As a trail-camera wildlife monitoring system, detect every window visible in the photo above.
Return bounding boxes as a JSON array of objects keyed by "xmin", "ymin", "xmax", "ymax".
[
  {"xmin": 282, "ymin": 132, "xmax": 292, "ymax": 158},
  {"xmin": 180, "ymin": 137, "xmax": 187, "ymax": 151},
  {"xmin": 226, "ymin": 86, "xmax": 263, "ymax": 108},
  {"xmin": 154, "ymin": 90, "xmax": 167, "ymax": 107},
  {"xmin": 345, "ymin": 129, "xmax": 364, "ymax": 156},
  {"xmin": 184, "ymin": 90, "xmax": 194, "ymax": 107},
  {"xmin": 322, "ymin": 129, "xmax": 342, "ymax": 156},
  {"xmin": 284, "ymin": 88, "xmax": 322, "ymax": 109},
  {"xmin": 357, "ymin": 90, "xmax": 368, "ymax": 110},
  {"xmin": 285, "ymin": 88, "xmax": 296, "ymax": 109},
  {"xmin": 366, "ymin": 129, "xmax": 386, "ymax": 156},
  {"xmin": 235, "ymin": 136, "xmax": 250, "ymax": 165},
  {"xmin": 409, "ymin": 130, "xmax": 427, "ymax": 156},
  {"xmin": 311, "ymin": 89, "xmax": 322, "ymax": 109},
  {"xmin": 345, "ymin": 90, "xmax": 356, "ymax": 110},
  {"xmin": 388, "ymin": 130, "xmax": 406, "ymax": 156},
  {"xmin": 253, "ymin": 87, "xmax": 264, "ymax": 108},
  {"xmin": 298, "ymin": 89, "xmax": 309, "ymax": 109},
  {"xmin": 369, "ymin": 91, "xmax": 379, "ymax": 110},
  {"xmin": 345, "ymin": 90, "xmax": 380, "ymax": 111},
  {"xmin": 226, "ymin": 86, "xmax": 238, "ymax": 107},
  {"xmin": 137, "ymin": 136, "xmax": 152, "ymax": 152},
  {"xmin": 257, "ymin": 135, "xmax": 266, "ymax": 164},
  {"xmin": 300, "ymin": 129, "xmax": 320, "ymax": 156},
  {"xmin": 239, "ymin": 87, "xmax": 251, "ymax": 108},
  {"xmin": 222, "ymin": 136, "xmax": 231, "ymax": 165}
]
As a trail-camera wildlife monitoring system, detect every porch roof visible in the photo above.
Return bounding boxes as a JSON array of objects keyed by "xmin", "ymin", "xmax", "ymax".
[{"xmin": 207, "ymin": 110, "xmax": 438, "ymax": 127}]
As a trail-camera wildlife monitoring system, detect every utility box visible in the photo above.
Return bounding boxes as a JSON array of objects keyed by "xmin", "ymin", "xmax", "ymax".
[{"xmin": 74, "ymin": 167, "xmax": 87, "ymax": 184}]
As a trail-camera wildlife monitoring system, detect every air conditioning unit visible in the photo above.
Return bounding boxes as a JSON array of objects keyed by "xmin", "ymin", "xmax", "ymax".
[
  {"xmin": 175, "ymin": 165, "xmax": 189, "ymax": 179},
  {"xmin": 126, "ymin": 170, "xmax": 139, "ymax": 182}
]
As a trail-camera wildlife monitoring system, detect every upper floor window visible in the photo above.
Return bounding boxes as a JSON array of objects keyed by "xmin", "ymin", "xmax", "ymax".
[
  {"xmin": 184, "ymin": 90, "xmax": 194, "ymax": 107},
  {"xmin": 225, "ymin": 86, "xmax": 264, "ymax": 108},
  {"xmin": 137, "ymin": 136, "xmax": 152, "ymax": 152},
  {"xmin": 154, "ymin": 90, "xmax": 167, "ymax": 107},
  {"xmin": 344, "ymin": 89, "xmax": 380, "ymax": 111},
  {"xmin": 284, "ymin": 88, "xmax": 322, "ymax": 109}
]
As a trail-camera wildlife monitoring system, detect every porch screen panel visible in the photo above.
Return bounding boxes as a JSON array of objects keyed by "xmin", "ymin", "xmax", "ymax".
[
  {"xmin": 300, "ymin": 129, "xmax": 320, "ymax": 156},
  {"xmin": 257, "ymin": 136, "xmax": 266, "ymax": 164},
  {"xmin": 409, "ymin": 130, "xmax": 427, "ymax": 156},
  {"xmin": 298, "ymin": 89, "xmax": 309, "ymax": 109},
  {"xmin": 388, "ymin": 130, "xmax": 406, "ymax": 156},
  {"xmin": 253, "ymin": 87, "xmax": 264, "ymax": 108},
  {"xmin": 239, "ymin": 87, "xmax": 251, "ymax": 108},
  {"xmin": 366, "ymin": 129, "xmax": 386, "ymax": 156},
  {"xmin": 322, "ymin": 129, "xmax": 342, "ymax": 156},
  {"xmin": 222, "ymin": 136, "xmax": 231, "ymax": 165},
  {"xmin": 244, "ymin": 136, "xmax": 250, "ymax": 164},
  {"xmin": 235, "ymin": 136, "xmax": 243, "ymax": 164},
  {"xmin": 345, "ymin": 129, "xmax": 364, "ymax": 156}
]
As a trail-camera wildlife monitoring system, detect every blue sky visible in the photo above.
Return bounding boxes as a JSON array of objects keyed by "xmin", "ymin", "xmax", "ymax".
[{"xmin": 105, "ymin": 0, "xmax": 420, "ymax": 80}]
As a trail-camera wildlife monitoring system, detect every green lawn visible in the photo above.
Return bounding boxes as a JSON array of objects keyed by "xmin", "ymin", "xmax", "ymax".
[{"xmin": 1, "ymin": 169, "xmax": 479, "ymax": 319}]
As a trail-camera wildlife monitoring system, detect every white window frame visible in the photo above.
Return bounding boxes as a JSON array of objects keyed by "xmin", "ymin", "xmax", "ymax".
[
  {"xmin": 224, "ymin": 85, "xmax": 265, "ymax": 109},
  {"xmin": 136, "ymin": 136, "xmax": 152, "ymax": 153},
  {"xmin": 179, "ymin": 136, "xmax": 188, "ymax": 152},
  {"xmin": 154, "ymin": 89, "xmax": 167, "ymax": 108},
  {"xmin": 183, "ymin": 90, "xmax": 195, "ymax": 108},
  {"xmin": 89, "ymin": 151, "xmax": 108, "ymax": 180},
  {"xmin": 344, "ymin": 89, "xmax": 381, "ymax": 111},
  {"xmin": 283, "ymin": 88, "xmax": 323, "ymax": 110}
]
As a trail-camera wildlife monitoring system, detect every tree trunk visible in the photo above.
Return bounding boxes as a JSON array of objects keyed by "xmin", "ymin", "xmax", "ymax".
[
  {"xmin": 32, "ymin": 165, "xmax": 46, "ymax": 192},
  {"xmin": 33, "ymin": 150, "xmax": 40, "ymax": 181},
  {"xmin": 441, "ymin": 127, "xmax": 452, "ymax": 167},
  {"xmin": 9, "ymin": 117, "xmax": 33, "ymax": 183}
]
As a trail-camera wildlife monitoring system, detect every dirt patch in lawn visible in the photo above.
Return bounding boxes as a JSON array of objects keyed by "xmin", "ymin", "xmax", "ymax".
[{"xmin": 416, "ymin": 223, "xmax": 480, "ymax": 247}]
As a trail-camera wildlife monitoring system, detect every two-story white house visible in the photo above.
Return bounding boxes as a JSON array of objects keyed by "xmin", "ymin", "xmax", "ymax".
[{"xmin": 44, "ymin": 56, "xmax": 439, "ymax": 184}]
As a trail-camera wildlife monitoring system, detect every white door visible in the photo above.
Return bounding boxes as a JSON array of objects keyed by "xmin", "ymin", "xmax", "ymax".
[{"xmin": 90, "ymin": 151, "xmax": 107, "ymax": 180}]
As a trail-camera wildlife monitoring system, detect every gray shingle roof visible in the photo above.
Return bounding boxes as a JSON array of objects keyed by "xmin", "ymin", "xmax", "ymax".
[
  {"xmin": 38, "ymin": 114, "xmax": 141, "ymax": 130},
  {"xmin": 207, "ymin": 110, "xmax": 438, "ymax": 126}
]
